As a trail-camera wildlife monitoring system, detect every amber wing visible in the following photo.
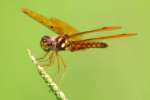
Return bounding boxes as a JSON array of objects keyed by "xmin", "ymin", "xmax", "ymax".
[{"xmin": 22, "ymin": 8, "xmax": 79, "ymax": 39}]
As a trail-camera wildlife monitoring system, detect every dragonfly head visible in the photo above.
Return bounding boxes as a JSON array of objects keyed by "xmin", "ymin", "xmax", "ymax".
[{"xmin": 40, "ymin": 35, "xmax": 56, "ymax": 52}]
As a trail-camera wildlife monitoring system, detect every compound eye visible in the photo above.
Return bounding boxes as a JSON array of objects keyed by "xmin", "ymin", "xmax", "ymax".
[
  {"xmin": 42, "ymin": 39, "xmax": 47, "ymax": 44},
  {"xmin": 43, "ymin": 39, "xmax": 46, "ymax": 42}
]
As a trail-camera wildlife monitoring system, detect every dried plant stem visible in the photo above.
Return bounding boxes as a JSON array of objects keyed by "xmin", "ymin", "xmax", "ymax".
[{"xmin": 27, "ymin": 49, "xmax": 68, "ymax": 100}]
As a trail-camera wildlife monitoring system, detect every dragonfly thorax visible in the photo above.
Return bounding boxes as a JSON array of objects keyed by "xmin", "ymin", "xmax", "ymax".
[
  {"xmin": 40, "ymin": 35, "xmax": 71, "ymax": 52},
  {"xmin": 55, "ymin": 35, "xmax": 71, "ymax": 51}
]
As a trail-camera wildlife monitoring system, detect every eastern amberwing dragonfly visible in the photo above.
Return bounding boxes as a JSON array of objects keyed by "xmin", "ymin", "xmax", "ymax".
[{"xmin": 23, "ymin": 8, "xmax": 136, "ymax": 72}]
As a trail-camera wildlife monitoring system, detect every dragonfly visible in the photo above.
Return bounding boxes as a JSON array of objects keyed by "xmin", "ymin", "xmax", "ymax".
[{"xmin": 22, "ymin": 8, "xmax": 136, "ymax": 72}]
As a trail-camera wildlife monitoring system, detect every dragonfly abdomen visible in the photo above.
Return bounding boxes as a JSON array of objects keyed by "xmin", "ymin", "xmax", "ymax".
[{"xmin": 70, "ymin": 41, "xmax": 108, "ymax": 51}]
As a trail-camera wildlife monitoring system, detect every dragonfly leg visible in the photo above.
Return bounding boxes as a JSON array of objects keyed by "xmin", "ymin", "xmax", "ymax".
[
  {"xmin": 39, "ymin": 63, "xmax": 52, "ymax": 71},
  {"xmin": 54, "ymin": 52, "xmax": 68, "ymax": 84},
  {"xmin": 38, "ymin": 52, "xmax": 55, "ymax": 70},
  {"xmin": 47, "ymin": 52, "xmax": 55, "ymax": 67},
  {"xmin": 36, "ymin": 52, "xmax": 49, "ymax": 62},
  {"xmin": 58, "ymin": 54, "xmax": 67, "ymax": 71},
  {"xmin": 55, "ymin": 52, "xmax": 61, "ymax": 73}
]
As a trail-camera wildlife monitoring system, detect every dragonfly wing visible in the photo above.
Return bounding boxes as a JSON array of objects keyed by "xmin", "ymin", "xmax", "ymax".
[
  {"xmin": 73, "ymin": 33, "xmax": 137, "ymax": 42},
  {"xmin": 69, "ymin": 26, "xmax": 122, "ymax": 38},
  {"xmin": 49, "ymin": 18, "xmax": 77, "ymax": 34},
  {"xmin": 23, "ymin": 9, "xmax": 55, "ymax": 32},
  {"xmin": 22, "ymin": 8, "xmax": 79, "ymax": 39},
  {"xmin": 49, "ymin": 18, "xmax": 80, "ymax": 39}
]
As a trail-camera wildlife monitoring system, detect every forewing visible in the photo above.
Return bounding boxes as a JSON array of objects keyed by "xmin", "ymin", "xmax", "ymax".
[
  {"xmin": 49, "ymin": 18, "xmax": 78, "ymax": 35},
  {"xmin": 22, "ymin": 8, "xmax": 79, "ymax": 39},
  {"xmin": 69, "ymin": 26, "xmax": 121, "ymax": 38}
]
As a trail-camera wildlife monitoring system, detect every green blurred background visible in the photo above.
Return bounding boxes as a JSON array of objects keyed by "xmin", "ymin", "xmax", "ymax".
[{"xmin": 0, "ymin": 0, "xmax": 149, "ymax": 100}]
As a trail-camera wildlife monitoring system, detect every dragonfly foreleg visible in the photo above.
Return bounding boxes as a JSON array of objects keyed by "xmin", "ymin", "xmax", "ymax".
[
  {"xmin": 36, "ymin": 52, "xmax": 50, "ymax": 62},
  {"xmin": 38, "ymin": 52, "xmax": 55, "ymax": 70},
  {"xmin": 57, "ymin": 54, "xmax": 67, "ymax": 71}
]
